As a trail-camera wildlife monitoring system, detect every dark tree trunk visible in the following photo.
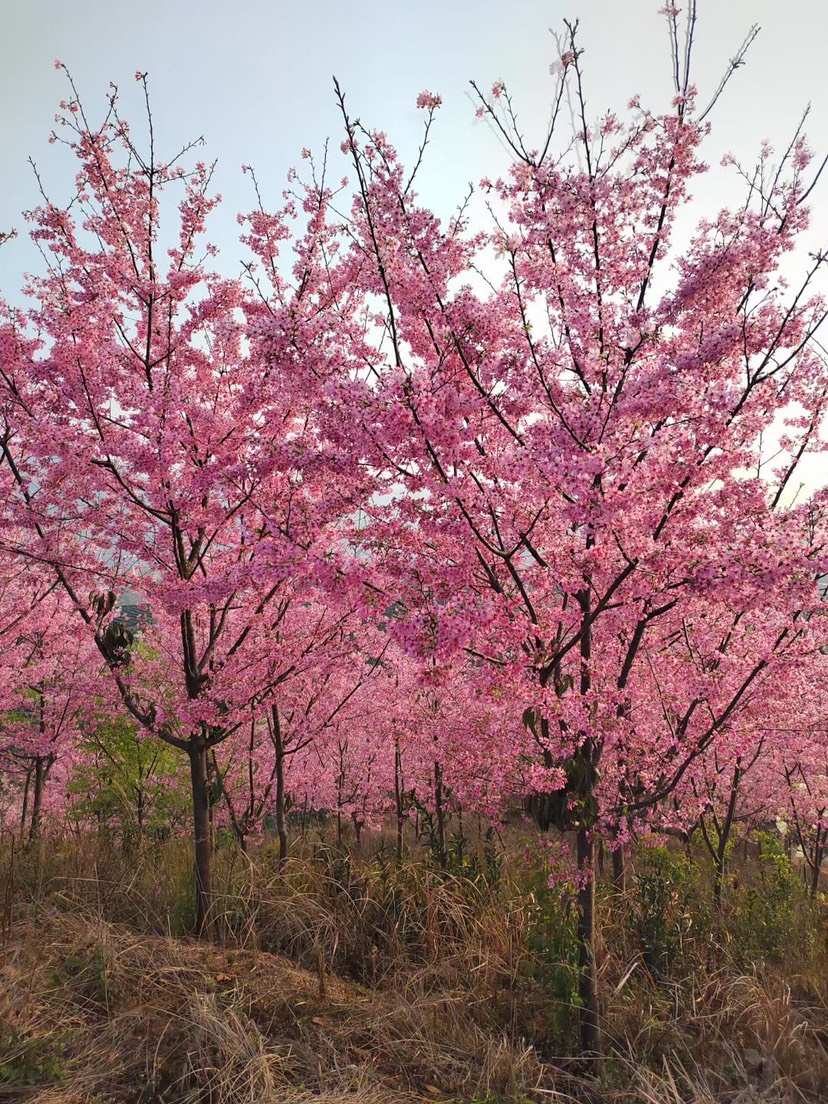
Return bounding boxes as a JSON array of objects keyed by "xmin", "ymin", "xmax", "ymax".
[
  {"xmin": 28, "ymin": 756, "xmax": 49, "ymax": 845},
  {"xmin": 434, "ymin": 760, "xmax": 446, "ymax": 867},
  {"xmin": 272, "ymin": 706, "xmax": 289, "ymax": 867},
  {"xmin": 576, "ymin": 825, "xmax": 601, "ymax": 1055},
  {"xmin": 574, "ymin": 581, "xmax": 601, "ymax": 1056},
  {"xmin": 394, "ymin": 742, "xmax": 404, "ymax": 862},
  {"xmin": 19, "ymin": 766, "xmax": 32, "ymax": 842},
  {"xmin": 713, "ymin": 850, "xmax": 724, "ymax": 906},
  {"xmin": 810, "ymin": 825, "xmax": 825, "ymax": 899},
  {"xmin": 698, "ymin": 761, "xmax": 743, "ymax": 908},
  {"xmin": 189, "ymin": 742, "xmax": 213, "ymax": 937},
  {"xmin": 612, "ymin": 845, "xmax": 626, "ymax": 893}
]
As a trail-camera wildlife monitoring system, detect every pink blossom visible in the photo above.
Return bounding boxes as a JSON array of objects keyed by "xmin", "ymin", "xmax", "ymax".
[{"xmin": 416, "ymin": 90, "xmax": 442, "ymax": 110}]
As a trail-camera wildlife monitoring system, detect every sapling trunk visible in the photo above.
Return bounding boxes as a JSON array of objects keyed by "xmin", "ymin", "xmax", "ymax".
[
  {"xmin": 19, "ymin": 767, "xmax": 31, "ymax": 843},
  {"xmin": 28, "ymin": 756, "xmax": 48, "ymax": 846},
  {"xmin": 272, "ymin": 706, "xmax": 289, "ymax": 867},
  {"xmin": 188, "ymin": 742, "xmax": 213, "ymax": 937},
  {"xmin": 394, "ymin": 741, "xmax": 404, "ymax": 862},
  {"xmin": 434, "ymin": 759, "xmax": 446, "ymax": 867},
  {"xmin": 612, "ymin": 845, "xmax": 626, "ymax": 893},
  {"xmin": 576, "ymin": 825, "xmax": 601, "ymax": 1056}
]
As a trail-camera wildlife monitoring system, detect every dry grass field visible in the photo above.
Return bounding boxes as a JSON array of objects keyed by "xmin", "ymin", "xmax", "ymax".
[{"xmin": 1, "ymin": 831, "xmax": 826, "ymax": 1103}]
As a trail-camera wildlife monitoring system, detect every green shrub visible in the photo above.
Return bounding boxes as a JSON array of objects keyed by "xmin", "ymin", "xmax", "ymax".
[
  {"xmin": 521, "ymin": 863, "xmax": 581, "ymax": 1050},
  {"xmin": 633, "ymin": 846, "xmax": 708, "ymax": 979},
  {"xmin": 734, "ymin": 830, "xmax": 812, "ymax": 962},
  {"xmin": 0, "ymin": 1028, "xmax": 65, "ymax": 1088}
]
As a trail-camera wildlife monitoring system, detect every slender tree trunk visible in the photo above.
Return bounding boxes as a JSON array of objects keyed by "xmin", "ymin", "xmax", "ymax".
[
  {"xmin": 434, "ymin": 759, "xmax": 446, "ymax": 867},
  {"xmin": 394, "ymin": 742, "xmax": 404, "ymax": 862},
  {"xmin": 19, "ymin": 766, "xmax": 32, "ymax": 842},
  {"xmin": 810, "ymin": 851, "xmax": 821, "ymax": 899},
  {"xmin": 699, "ymin": 815, "xmax": 723, "ymax": 906},
  {"xmin": 218, "ymin": 775, "xmax": 248, "ymax": 853},
  {"xmin": 612, "ymin": 845, "xmax": 626, "ymax": 893},
  {"xmin": 810, "ymin": 826, "xmax": 825, "ymax": 899},
  {"xmin": 206, "ymin": 753, "xmax": 217, "ymax": 853},
  {"xmin": 28, "ymin": 756, "xmax": 47, "ymax": 845},
  {"xmin": 576, "ymin": 825, "xmax": 601, "ymax": 1055},
  {"xmin": 575, "ymin": 581, "xmax": 601, "ymax": 1056},
  {"xmin": 713, "ymin": 848, "xmax": 725, "ymax": 907},
  {"xmin": 188, "ymin": 742, "xmax": 213, "ymax": 937},
  {"xmin": 272, "ymin": 706, "xmax": 288, "ymax": 867},
  {"xmin": 336, "ymin": 748, "xmax": 345, "ymax": 847},
  {"xmin": 715, "ymin": 762, "xmax": 742, "ymax": 907}
]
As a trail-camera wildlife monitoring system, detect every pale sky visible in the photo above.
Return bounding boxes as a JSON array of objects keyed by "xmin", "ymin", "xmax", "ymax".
[
  {"xmin": 3, "ymin": 0, "xmax": 828, "ymax": 289},
  {"xmin": 4, "ymin": 1, "xmax": 827, "ymax": 494}
]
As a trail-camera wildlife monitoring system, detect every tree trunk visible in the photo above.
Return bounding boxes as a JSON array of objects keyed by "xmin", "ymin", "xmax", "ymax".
[
  {"xmin": 188, "ymin": 742, "xmax": 213, "ymax": 937},
  {"xmin": 715, "ymin": 762, "xmax": 742, "ymax": 907},
  {"xmin": 272, "ymin": 706, "xmax": 289, "ymax": 867},
  {"xmin": 136, "ymin": 783, "xmax": 145, "ymax": 844},
  {"xmin": 612, "ymin": 845, "xmax": 626, "ymax": 893},
  {"xmin": 810, "ymin": 826, "xmax": 825, "ymax": 899},
  {"xmin": 713, "ymin": 848, "xmax": 725, "ymax": 907},
  {"xmin": 434, "ymin": 760, "xmax": 446, "ymax": 867},
  {"xmin": 576, "ymin": 825, "xmax": 601, "ymax": 1056},
  {"xmin": 19, "ymin": 766, "xmax": 32, "ymax": 842},
  {"xmin": 28, "ymin": 756, "xmax": 48, "ymax": 846},
  {"xmin": 699, "ymin": 815, "xmax": 724, "ymax": 906},
  {"xmin": 573, "ymin": 581, "xmax": 601, "ymax": 1055},
  {"xmin": 394, "ymin": 742, "xmax": 404, "ymax": 862}
]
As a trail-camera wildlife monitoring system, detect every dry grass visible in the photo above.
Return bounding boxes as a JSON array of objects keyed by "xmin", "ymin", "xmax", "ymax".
[
  {"xmin": 0, "ymin": 903, "xmax": 549, "ymax": 1103},
  {"xmin": 0, "ymin": 832, "xmax": 826, "ymax": 1103}
]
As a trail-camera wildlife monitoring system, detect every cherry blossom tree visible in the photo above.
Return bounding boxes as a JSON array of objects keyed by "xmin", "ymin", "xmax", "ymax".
[
  {"xmin": 0, "ymin": 3, "xmax": 826, "ymax": 1063},
  {"xmin": 212, "ymin": 605, "xmax": 390, "ymax": 858},
  {"xmin": 0, "ymin": 70, "xmax": 371, "ymax": 932},
  {"xmin": 0, "ymin": 571, "xmax": 100, "ymax": 843},
  {"xmin": 334, "ymin": 8, "xmax": 828, "ymax": 1049}
]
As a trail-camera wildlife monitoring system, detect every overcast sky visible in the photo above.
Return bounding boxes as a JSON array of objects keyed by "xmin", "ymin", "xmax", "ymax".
[
  {"xmin": 3, "ymin": 1, "xmax": 826, "ymax": 494},
  {"xmin": 3, "ymin": 0, "xmax": 828, "ymax": 279}
]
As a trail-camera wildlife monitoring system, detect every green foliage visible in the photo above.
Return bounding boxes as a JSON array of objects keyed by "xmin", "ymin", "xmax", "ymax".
[
  {"xmin": 62, "ymin": 945, "xmax": 111, "ymax": 1008},
  {"xmin": 67, "ymin": 713, "xmax": 188, "ymax": 848},
  {"xmin": 733, "ymin": 830, "xmax": 812, "ymax": 962},
  {"xmin": 521, "ymin": 860, "xmax": 581, "ymax": 1050},
  {"xmin": 405, "ymin": 794, "xmax": 502, "ymax": 888},
  {"xmin": 441, "ymin": 825, "xmax": 503, "ymax": 887},
  {"xmin": 0, "ymin": 1028, "xmax": 65, "ymax": 1088},
  {"xmin": 633, "ymin": 846, "xmax": 709, "ymax": 978},
  {"xmin": 408, "ymin": 796, "xmax": 447, "ymax": 868}
]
